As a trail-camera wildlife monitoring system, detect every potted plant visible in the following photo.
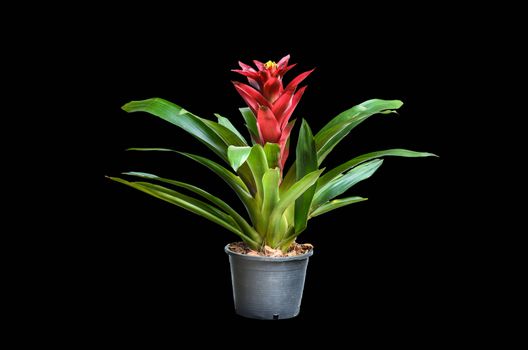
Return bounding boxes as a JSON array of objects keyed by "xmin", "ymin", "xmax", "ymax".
[{"xmin": 108, "ymin": 55, "xmax": 436, "ymax": 320}]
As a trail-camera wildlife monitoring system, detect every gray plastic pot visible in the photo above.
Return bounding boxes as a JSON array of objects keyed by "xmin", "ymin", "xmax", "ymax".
[{"xmin": 225, "ymin": 244, "xmax": 313, "ymax": 320}]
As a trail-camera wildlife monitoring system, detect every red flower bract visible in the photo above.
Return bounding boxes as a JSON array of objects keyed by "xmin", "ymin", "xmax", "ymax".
[{"xmin": 232, "ymin": 55, "xmax": 314, "ymax": 170}]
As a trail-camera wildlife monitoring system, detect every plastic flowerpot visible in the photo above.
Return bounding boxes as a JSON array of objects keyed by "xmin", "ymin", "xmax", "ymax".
[{"xmin": 225, "ymin": 244, "xmax": 313, "ymax": 320}]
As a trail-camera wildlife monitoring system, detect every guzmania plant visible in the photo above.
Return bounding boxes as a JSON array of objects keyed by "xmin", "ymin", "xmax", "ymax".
[{"xmin": 109, "ymin": 55, "xmax": 435, "ymax": 253}]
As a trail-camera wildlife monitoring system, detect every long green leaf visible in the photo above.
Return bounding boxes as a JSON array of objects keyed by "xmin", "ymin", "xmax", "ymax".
[
  {"xmin": 310, "ymin": 196, "xmax": 368, "ymax": 217},
  {"xmin": 236, "ymin": 163, "xmax": 257, "ymax": 197},
  {"xmin": 317, "ymin": 99, "xmax": 403, "ymax": 136},
  {"xmin": 177, "ymin": 152, "xmax": 260, "ymax": 224},
  {"xmin": 239, "ymin": 107, "xmax": 259, "ymax": 144},
  {"xmin": 126, "ymin": 147, "xmax": 257, "ymax": 192},
  {"xmin": 139, "ymin": 181, "xmax": 234, "ymax": 225},
  {"xmin": 108, "ymin": 177, "xmax": 259, "ymax": 247},
  {"xmin": 215, "ymin": 113, "xmax": 247, "ymax": 145},
  {"xmin": 126, "ymin": 148, "xmax": 257, "ymax": 215},
  {"xmin": 280, "ymin": 163, "xmax": 297, "ymax": 195},
  {"xmin": 267, "ymin": 169, "xmax": 324, "ymax": 246},
  {"xmin": 312, "ymin": 159, "xmax": 383, "ymax": 210},
  {"xmin": 227, "ymin": 146, "xmax": 252, "ymax": 172},
  {"xmin": 122, "ymin": 98, "xmax": 230, "ymax": 161},
  {"xmin": 245, "ymin": 144, "xmax": 268, "ymax": 198},
  {"xmin": 122, "ymin": 171, "xmax": 260, "ymax": 242},
  {"xmin": 294, "ymin": 119, "xmax": 318, "ymax": 234},
  {"xmin": 202, "ymin": 118, "xmax": 247, "ymax": 147},
  {"xmin": 261, "ymin": 168, "xmax": 280, "ymax": 226},
  {"xmin": 314, "ymin": 99, "xmax": 403, "ymax": 164},
  {"xmin": 179, "ymin": 152, "xmax": 251, "ymax": 197},
  {"xmin": 126, "ymin": 147, "xmax": 176, "ymax": 152},
  {"xmin": 318, "ymin": 149, "xmax": 437, "ymax": 189}
]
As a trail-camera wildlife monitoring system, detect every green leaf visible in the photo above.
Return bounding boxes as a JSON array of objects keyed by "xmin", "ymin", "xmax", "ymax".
[
  {"xmin": 215, "ymin": 113, "xmax": 247, "ymax": 145},
  {"xmin": 122, "ymin": 98, "xmax": 230, "ymax": 161},
  {"xmin": 314, "ymin": 99, "xmax": 403, "ymax": 164},
  {"xmin": 280, "ymin": 163, "xmax": 297, "ymax": 195},
  {"xmin": 179, "ymin": 151, "xmax": 251, "ymax": 198},
  {"xmin": 312, "ymin": 159, "xmax": 383, "ymax": 210},
  {"xmin": 318, "ymin": 149, "xmax": 437, "ymax": 189},
  {"xmin": 239, "ymin": 107, "xmax": 259, "ymax": 143},
  {"xmin": 126, "ymin": 149, "xmax": 259, "ymax": 223},
  {"xmin": 267, "ymin": 169, "xmax": 324, "ymax": 246},
  {"xmin": 263, "ymin": 143, "xmax": 281, "ymax": 169},
  {"xmin": 245, "ymin": 144, "xmax": 269, "ymax": 197},
  {"xmin": 178, "ymin": 152, "xmax": 259, "ymax": 221},
  {"xmin": 126, "ymin": 147, "xmax": 177, "ymax": 152},
  {"xmin": 317, "ymin": 99, "xmax": 403, "ymax": 136},
  {"xmin": 108, "ymin": 177, "xmax": 259, "ymax": 248},
  {"xmin": 126, "ymin": 147, "xmax": 256, "ymax": 192},
  {"xmin": 310, "ymin": 196, "xmax": 368, "ymax": 217},
  {"xmin": 294, "ymin": 119, "xmax": 318, "ymax": 234},
  {"xmin": 261, "ymin": 168, "xmax": 280, "ymax": 225},
  {"xmin": 236, "ymin": 163, "xmax": 258, "ymax": 197},
  {"xmin": 227, "ymin": 146, "xmax": 252, "ymax": 172},
  {"xmin": 122, "ymin": 171, "xmax": 261, "ymax": 242},
  {"xmin": 202, "ymin": 118, "xmax": 247, "ymax": 147}
]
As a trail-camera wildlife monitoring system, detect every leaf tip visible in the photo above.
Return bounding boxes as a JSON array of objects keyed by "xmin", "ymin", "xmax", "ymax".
[
  {"xmin": 105, "ymin": 175, "xmax": 124, "ymax": 183},
  {"xmin": 121, "ymin": 101, "xmax": 136, "ymax": 112}
]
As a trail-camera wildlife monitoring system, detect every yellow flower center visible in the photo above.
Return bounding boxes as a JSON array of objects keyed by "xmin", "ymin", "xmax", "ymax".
[{"xmin": 264, "ymin": 60, "xmax": 277, "ymax": 70}]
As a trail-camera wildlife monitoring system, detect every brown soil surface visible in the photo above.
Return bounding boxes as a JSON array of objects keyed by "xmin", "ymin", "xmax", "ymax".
[{"xmin": 228, "ymin": 242, "xmax": 313, "ymax": 257}]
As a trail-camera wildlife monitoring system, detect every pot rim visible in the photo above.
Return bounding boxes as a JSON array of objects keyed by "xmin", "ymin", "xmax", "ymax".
[{"xmin": 224, "ymin": 243, "xmax": 314, "ymax": 262}]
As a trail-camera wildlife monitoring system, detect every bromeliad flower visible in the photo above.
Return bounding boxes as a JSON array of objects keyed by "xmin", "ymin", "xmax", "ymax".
[{"xmin": 232, "ymin": 55, "xmax": 314, "ymax": 170}]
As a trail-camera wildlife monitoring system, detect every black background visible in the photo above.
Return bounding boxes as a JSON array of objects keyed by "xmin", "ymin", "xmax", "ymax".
[{"xmin": 81, "ymin": 10, "xmax": 458, "ymax": 337}]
